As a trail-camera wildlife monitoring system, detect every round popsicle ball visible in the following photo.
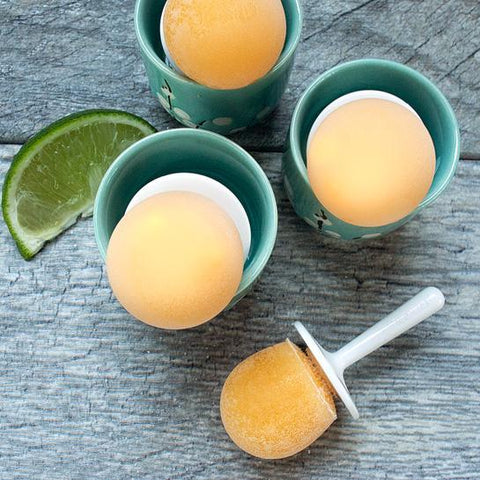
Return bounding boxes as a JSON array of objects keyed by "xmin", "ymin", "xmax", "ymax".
[
  {"xmin": 307, "ymin": 97, "xmax": 436, "ymax": 227},
  {"xmin": 162, "ymin": 0, "xmax": 287, "ymax": 90},
  {"xmin": 221, "ymin": 340, "xmax": 337, "ymax": 459},
  {"xmin": 106, "ymin": 191, "xmax": 244, "ymax": 329}
]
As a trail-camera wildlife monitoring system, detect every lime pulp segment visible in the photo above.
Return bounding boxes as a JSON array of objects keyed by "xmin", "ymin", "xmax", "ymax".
[{"xmin": 2, "ymin": 110, "xmax": 156, "ymax": 259}]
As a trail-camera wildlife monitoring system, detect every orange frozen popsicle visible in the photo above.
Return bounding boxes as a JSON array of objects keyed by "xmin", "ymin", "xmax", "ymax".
[
  {"xmin": 307, "ymin": 97, "xmax": 436, "ymax": 227},
  {"xmin": 221, "ymin": 289, "xmax": 446, "ymax": 459},
  {"xmin": 162, "ymin": 0, "xmax": 287, "ymax": 89},
  {"xmin": 106, "ymin": 191, "xmax": 244, "ymax": 329},
  {"xmin": 221, "ymin": 340, "xmax": 336, "ymax": 459}
]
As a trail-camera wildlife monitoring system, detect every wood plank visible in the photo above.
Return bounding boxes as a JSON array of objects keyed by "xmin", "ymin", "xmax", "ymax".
[
  {"xmin": 1, "ymin": 0, "xmax": 479, "ymax": 152},
  {"xmin": 1, "ymin": 144, "xmax": 479, "ymax": 479}
]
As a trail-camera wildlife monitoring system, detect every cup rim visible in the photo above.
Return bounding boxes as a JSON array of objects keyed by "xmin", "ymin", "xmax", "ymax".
[
  {"xmin": 289, "ymin": 58, "xmax": 461, "ymax": 217},
  {"xmin": 134, "ymin": 0, "xmax": 303, "ymax": 92},
  {"xmin": 93, "ymin": 128, "xmax": 278, "ymax": 299}
]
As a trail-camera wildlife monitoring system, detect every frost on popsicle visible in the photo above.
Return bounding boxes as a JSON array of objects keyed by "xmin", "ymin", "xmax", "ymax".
[{"xmin": 221, "ymin": 340, "xmax": 336, "ymax": 460}]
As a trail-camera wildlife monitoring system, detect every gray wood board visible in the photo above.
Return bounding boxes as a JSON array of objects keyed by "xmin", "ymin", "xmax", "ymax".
[
  {"xmin": 1, "ymin": 144, "xmax": 479, "ymax": 479},
  {"xmin": 1, "ymin": 0, "xmax": 479, "ymax": 153}
]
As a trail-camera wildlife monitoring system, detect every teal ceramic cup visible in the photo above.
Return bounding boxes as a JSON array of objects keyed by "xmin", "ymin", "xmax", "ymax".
[
  {"xmin": 282, "ymin": 59, "xmax": 460, "ymax": 240},
  {"xmin": 93, "ymin": 129, "xmax": 278, "ymax": 308},
  {"xmin": 134, "ymin": 0, "xmax": 302, "ymax": 135}
]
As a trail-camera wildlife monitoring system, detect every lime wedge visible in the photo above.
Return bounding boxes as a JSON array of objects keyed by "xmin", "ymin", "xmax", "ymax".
[{"xmin": 2, "ymin": 109, "xmax": 156, "ymax": 260}]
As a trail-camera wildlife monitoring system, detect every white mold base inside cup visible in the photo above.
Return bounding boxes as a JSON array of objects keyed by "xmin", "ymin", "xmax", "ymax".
[
  {"xmin": 126, "ymin": 173, "xmax": 252, "ymax": 260},
  {"xmin": 307, "ymin": 90, "xmax": 421, "ymax": 150}
]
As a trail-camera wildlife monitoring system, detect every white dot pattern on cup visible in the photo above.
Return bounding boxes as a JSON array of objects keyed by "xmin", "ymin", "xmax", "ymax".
[
  {"xmin": 324, "ymin": 230, "xmax": 342, "ymax": 238},
  {"xmin": 156, "ymin": 92, "xmax": 170, "ymax": 110},
  {"xmin": 160, "ymin": 85, "xmax": 176, "ymax": 101},
  {"xmin": 180, "ymin": 118, "xmax": 198, "ymax": 128},
  {"xmin": 173, "ymin": 107, "xmax": 191, "ymax": 120},
  {"xmin": 361, "ymin": 233, "xmax": 382, "ymax": 239},
  {"xmin": 213, "ymin": 117, "xmax": 233, "ymax": 126}
]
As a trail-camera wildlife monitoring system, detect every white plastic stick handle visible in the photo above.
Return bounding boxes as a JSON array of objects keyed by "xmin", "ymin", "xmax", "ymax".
[{"xmin": 333, "ymin": 287, "xmax": 445, "ymax": 372}]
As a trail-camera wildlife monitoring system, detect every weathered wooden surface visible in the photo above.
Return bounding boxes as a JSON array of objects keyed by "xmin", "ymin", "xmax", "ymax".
[
  {"xmin": 1, "ymin": 0, "xmax": 480, "ymax": 478},
  {"xmin": 1, "ymin": 144, "xmax": 480, "ymax": 479},
  {"xmin": 1, "ymin": 0, "xmax": 479, "ymax": 153}
]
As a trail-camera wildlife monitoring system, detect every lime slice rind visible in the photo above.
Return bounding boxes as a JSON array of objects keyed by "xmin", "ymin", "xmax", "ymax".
[{"xmin": 2, "ymin": 109, "xmax": 156, "ymax": 260}]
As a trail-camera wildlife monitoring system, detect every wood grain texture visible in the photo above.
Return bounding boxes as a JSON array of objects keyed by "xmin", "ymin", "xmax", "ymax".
[
  {"xmin": 1, "ymin": 143, "xmax": 479, "ymax": 479},
  {"xmin": 0, "ymin": 0, "xmax": 479, "ymax": 153},
  {"xmin": 1, "ymin": 0, "xmax": 480, "ymax": 477}
]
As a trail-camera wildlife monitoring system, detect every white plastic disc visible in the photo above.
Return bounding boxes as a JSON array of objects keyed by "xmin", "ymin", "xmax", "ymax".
[
  {"xmin": 307, "ymin": 90, "xmax": 420, "ymax": 151},
  {"xmin": 126, "ymin": 173, "xmax": 251, "ymax": 260},
  {"xmin": 294, "ymin": 321, "xmax": 360, "ymax": 419}
]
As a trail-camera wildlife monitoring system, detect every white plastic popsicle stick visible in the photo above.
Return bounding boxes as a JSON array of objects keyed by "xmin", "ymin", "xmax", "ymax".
[
  {"xmin": 295, "ymin": 287, "xmax": 445, "ymax": 419},
  {"xmin": 333, "ymin": 287, "xmax": 445, "ymax": 372}
]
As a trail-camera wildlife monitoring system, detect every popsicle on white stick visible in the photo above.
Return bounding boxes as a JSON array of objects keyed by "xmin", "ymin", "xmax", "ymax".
[{"xmin": 221, "ymin": 288, "xmax": 445, "ymax": 459}]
